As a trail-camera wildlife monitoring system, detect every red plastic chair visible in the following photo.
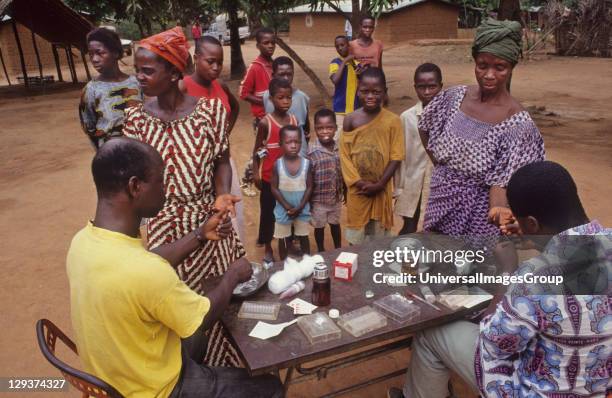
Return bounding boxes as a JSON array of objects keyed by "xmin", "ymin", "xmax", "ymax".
[{"xmin": 36, "ymin": 319, "xmax": 123, "ymax": 398}]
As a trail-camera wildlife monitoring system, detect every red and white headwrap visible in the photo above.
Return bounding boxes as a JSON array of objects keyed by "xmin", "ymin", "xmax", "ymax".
[{"xmin": 138, "ymin": 27, "xmax": 190, "ymax": 72}]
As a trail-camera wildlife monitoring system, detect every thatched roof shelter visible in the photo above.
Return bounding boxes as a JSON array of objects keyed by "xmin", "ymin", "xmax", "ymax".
[{"xmin": 0, "ymin": 0, "xmax": 93, "ymax": 87}]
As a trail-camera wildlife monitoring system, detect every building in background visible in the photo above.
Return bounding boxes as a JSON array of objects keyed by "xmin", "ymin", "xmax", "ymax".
[{"xmin": 286, "ymin": 0, "xmax": 460, "ymax": 46}]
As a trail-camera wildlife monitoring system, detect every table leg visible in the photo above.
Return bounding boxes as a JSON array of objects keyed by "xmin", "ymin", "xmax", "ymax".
[{"xmin": 283, "ymin": 366, "xmax": 295, "ymax": 394}]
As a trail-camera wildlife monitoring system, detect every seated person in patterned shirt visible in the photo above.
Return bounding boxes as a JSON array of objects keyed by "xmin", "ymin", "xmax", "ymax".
[
  {"xmin": 67, "ymin": 138, "xmax": 284, "ymax": 398},
  {"xmin": 388, "ymin": 160, "xmax": 611, "ymax": 398}
]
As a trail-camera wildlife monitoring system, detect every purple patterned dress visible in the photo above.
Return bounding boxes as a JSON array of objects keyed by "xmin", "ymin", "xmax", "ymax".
[{"xmin": 418, "ymin": 85, "xmax": 545, "ymax": 240}]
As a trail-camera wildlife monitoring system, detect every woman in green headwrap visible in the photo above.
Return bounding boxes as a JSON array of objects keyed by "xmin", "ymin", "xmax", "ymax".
[{"xmin": 417, "ymin": 18, "xmax": 545, "ymax": 243}]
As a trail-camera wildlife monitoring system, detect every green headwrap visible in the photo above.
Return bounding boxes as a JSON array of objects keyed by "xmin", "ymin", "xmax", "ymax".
[{"xmin": 472, "ymin": 18, "xmax": 523, "ymax": 65}]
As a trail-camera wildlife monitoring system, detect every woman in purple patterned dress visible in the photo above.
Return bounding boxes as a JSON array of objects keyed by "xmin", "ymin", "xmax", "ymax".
[{"xmin": 418, "ymin": 19, "xmax": 545, "ymax": 242}]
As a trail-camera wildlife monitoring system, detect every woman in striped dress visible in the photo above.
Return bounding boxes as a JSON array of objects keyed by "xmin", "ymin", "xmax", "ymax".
[{"xmin": 123, "ymin": 27, "xmax": 245, "ymax": 367}]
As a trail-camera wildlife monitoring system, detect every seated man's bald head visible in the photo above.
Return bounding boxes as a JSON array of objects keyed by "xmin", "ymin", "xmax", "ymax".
[{"xmin": 92, "ymin": 138, "xmax": 162, "ymax": 198}]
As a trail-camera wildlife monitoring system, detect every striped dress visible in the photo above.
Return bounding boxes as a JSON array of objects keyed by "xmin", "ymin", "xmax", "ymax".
[{"xmin": 123, "ymin": 97, "xmax": 245, "ymax": 367}]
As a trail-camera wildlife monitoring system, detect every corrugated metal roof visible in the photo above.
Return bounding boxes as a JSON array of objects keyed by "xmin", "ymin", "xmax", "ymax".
[{"xmin": 287, "ymin": 0, "xmax": 456, "ymax": 14}]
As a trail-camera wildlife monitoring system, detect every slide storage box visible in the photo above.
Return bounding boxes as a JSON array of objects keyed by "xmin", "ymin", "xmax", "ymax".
[
  {"xmin": 373, "ymin": 293, "xmax": 421, "ymax": 322},
  {"xmin": 337, "ymin": 306, "xmax": 387, "ymax": 337},
  {"xmin": 297, "ymin": 313, "xmax": 342, "ymax": 344}
]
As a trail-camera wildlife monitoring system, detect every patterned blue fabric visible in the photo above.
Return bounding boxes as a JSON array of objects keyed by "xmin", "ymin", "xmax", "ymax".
[
  {"xmin": 419, "ymin": 85, "xmax": 545, "ymax": 241},
  {"xmin": 476, "ymin": 221, "xmax": 612, "ymax": 397}
]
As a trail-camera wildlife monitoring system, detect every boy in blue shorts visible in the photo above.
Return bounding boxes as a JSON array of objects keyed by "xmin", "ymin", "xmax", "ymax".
[{"xmin": 270, "ymin": 125, "xmax": 313, "ymax": 260}]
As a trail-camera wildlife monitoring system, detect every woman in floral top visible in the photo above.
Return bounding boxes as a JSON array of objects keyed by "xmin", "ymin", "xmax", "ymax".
[{"xmin": 79, "ymin": 27, "xmax": 141, "ymax": 149}]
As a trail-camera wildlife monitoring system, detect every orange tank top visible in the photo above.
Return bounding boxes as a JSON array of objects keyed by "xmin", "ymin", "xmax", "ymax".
[
  {"xmin": 183, "ymin": 76, "xmax": 231, "ymax": 112},
  {"xmin": 261, "ymin": 113, "xmax": 297, "ymax": 182},
  {"xmin": 349, "ymin": 39, "xmax": 383, "ymax": 68}
]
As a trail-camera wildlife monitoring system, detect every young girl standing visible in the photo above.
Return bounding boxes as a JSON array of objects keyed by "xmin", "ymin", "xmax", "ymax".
[
  {"xmin": 180, "ymin": 36, "xmax": 245, "ymax": 241},
  {"xmin": 79, "ymin": 27, "xmax": 141, "ymax": 149}
]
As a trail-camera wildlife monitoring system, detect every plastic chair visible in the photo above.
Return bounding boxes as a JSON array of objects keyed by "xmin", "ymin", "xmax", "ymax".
[{"xmin": 36, "ymin": 319, "xmax": 124, "ymax": 398}]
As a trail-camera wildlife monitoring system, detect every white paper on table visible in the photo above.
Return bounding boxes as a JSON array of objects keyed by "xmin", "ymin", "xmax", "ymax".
[
  {"xmin": 438, "ymin": 287, "xmax": 493, "ymax": 309},
  {"xmin": 248, "ymin": 319, "xmax": 298, "ymax": 340},
  {"xmin": 287, "ymin": 298, "xmax": 317, "ymax": 315}
]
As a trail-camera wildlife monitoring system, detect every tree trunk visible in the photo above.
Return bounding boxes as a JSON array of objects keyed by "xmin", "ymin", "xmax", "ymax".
[
  {"xmin": 360, "ymin": 0, "xmax": 371, "ymax": 15},
  {"xmin": 135, "ymin": 19, "xmax": 145, "ymax": 38},
  {"xmin": 498, "ymin": 0, "xmax": 522, "ymax": 22},
  {"xmin": 596, "ymin": 0, "xmax": 610, "ymax": 56},
  {"xmin": 275, "ymin": 37, "xmax": 331, "ymax": 103},
  {"xmin": 227, "ymin": 0, "xmax": 246, "ymax": 79},
  {"xmin": 246, "ymin": 7, "xmax": 263, "ymax": 36},
  {"xmin": 351, "ymin": 0, "xmax": 361, "ymax": 33},
  {"xmin": 144, "ymin": 17, "xmax": 153, "ymax": 36}
]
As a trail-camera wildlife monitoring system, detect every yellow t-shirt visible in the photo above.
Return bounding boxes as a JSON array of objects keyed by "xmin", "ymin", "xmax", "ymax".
[
  {"xmin": 66, "ymin": 222, "xmax": 210, "ymax": 398},
  {"xmin": 340, "ymin": 108, "xmax": 405, "ymax": 230}
]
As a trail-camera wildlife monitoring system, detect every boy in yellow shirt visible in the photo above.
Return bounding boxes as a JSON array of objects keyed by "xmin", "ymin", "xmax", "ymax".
[{"xmin": 340, "ymin": 67, "xmax": 405, "ymax": 244}]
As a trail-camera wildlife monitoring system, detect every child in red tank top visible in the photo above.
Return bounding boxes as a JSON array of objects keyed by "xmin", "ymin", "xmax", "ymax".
[{"xmin": 252, "ymin": 78, "xmax": 297, "ymax": 263}]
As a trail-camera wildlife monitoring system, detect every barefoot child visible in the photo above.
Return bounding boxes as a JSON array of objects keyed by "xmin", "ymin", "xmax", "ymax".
[
  {"xmin": 395, "ymin": 63, "xmax": 443, "ymax": 235},
  {"xmin": 252, "ymin": 78, "xmax": 298, "ymax": 263},
  {"xmin": 271, "ymin": 125, "xmax": 313, "ymax": 259},
  {"xmin": 309, "ymin": 108, "xmax": 343, "ymax": 251},
  {"xmin": 239, "ymin": 27, "xmax": 275, "ymax": 196},
  {"xmin": 340, "ymin": 67, "xmax": 404, "ymax": 244}
]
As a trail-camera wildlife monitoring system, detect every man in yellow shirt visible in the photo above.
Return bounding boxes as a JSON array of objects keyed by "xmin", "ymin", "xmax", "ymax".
[{"xmin": 67, "ymin": 138, "xmax": 283, "ymax": 398}]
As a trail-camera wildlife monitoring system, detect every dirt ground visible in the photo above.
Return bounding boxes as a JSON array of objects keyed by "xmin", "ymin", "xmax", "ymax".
[{"xmin": 1, "ymin": 41, "xmax": 611, "ymax": 398}]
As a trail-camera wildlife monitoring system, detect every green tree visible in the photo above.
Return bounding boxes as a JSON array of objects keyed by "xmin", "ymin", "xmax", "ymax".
[
  {"xmin": 225, "ymin": 0, "xmax": 247, "ymax": 79},
  {"xmin": 67, "ymin": 0, "xmax": 214, "ymax": 38}
]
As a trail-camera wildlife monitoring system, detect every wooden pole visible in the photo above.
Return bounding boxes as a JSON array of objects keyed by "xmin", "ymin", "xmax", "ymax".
[
  {"xmin": 81, "ymin": 50, "xmax": 91, "ymax": 81},
  {"xmin": 10, "ymin": 18, "xmax": 29, "ymax": 88},
  {"xmin": 31, "ymin": 29, "xmax": 43, "ymax": 79},
  {"xmin": 65, "ymin": 46, "xmax": 77, "ymax": 83},
  {"xmin": 51, "ymin": 44, "xmax": 63, "ymax": 82},
  {"xmin": 0, "ymin": 46, "xmax": 11, "ymax": 85}
]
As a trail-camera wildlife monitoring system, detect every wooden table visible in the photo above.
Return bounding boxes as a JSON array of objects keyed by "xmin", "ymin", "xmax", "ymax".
[{"xmin": 203, "ymin": 235, "xmax": 491, "ymax": 397}]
